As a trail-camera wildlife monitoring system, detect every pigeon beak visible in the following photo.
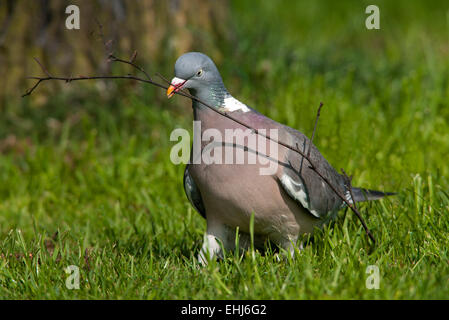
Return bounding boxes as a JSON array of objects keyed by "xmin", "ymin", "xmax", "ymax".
[
  {"xmin": 166, "ymin": 85, "xmax": 176, "ymax": 98},
  {"xmin": 166, "ymin": 77, "xmax": 187, "ymax": 98}
]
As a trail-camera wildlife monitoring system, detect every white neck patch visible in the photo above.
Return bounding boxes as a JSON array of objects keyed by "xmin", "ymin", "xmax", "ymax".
[{"xmin": 222, "ymin": 96, "xmax": 250, "ymax": 113}]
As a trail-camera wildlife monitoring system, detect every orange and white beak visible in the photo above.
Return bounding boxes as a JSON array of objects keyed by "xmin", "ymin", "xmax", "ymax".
[{"xmin": 166, "ymin": 77, "xmax": 187, "ymax": 98}]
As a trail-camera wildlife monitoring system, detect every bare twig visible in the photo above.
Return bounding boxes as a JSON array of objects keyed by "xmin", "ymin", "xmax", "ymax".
[
  {"xmin": 308, "ymin": 102, "xmax": 323, "ymax": 158},
  {"xmin": 22, "ymin": 54, "xmax": 376, "ymax": 245},
  {"xmin": 22, "ymin": 74, "xmax": 164, "ymax": 97},
  {"xmin": 84, "ymin": 248, "xmax": 91, "ymax": 271},
  {"xmin": 33, "ymin": 57, "xmax": 52, "ymax": 78},
  {"xmin": 95, "ymin": 19, "xmax": 114, "ymax": 56},
  {"xmin": 155, "ymin": 72, "xmax": 170, "ymax": 84},
  {"xmin": 108, "ymin": 54, "xmax": 153, "ymax": 81},
  {"xmin": 130, "ymin": 50, "xmax": 138, "ymax": 63},
  {"xmin": 341, "ymin": 169, "xmax": 357, "ymax": 209},
  {"xmin": 304, "ymin": 102, "xmax": 375, "ymax": 244},
  {"xmin": 341, "ymin": 168, "xmax": 375, "ymax": 244}
]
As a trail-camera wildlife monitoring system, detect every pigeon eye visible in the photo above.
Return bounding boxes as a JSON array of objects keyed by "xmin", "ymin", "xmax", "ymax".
[{"xmin": 196, "ymin": 69, "xmax": 203, "ymax": 77}]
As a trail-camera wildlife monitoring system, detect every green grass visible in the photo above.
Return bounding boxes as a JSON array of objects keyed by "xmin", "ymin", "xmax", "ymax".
[{"xmin": 0, "ymin": 0, "xmax": 448, "ymax": 299}]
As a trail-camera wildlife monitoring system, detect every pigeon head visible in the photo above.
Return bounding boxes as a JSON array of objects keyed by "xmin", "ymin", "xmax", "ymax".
[{"xmin": 167, "ymin": 52, "xmax": 228, "ymax": 107}]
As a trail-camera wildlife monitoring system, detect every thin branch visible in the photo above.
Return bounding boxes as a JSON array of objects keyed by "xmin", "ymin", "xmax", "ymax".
[
  {"xmin": 33, "ymin": 57, "xmax": 52, "ymax": 78},
  {"xmin": 308, "ymin": 102, "xmax": 323, "ymax": 158},
  {"xmin": 341, "ymin": 168, "xmax": 375, "ymax": 244},
  {"xmin": 305, "ymin": 102, "xmax": 375, "ymax": 244},
  {"xmin": 341, "ymin": 169, "xmax": 357, "ymax": 210},
  {"xmin": 155, "ymin": 72, "xmax": 170, "ymax": 84},
  {"xmin": 84, "ymin": 248, "xmax": 91, "ymax": 271},
  {"xmin": 95, "ymin": 18, "xmax": 114, "ymax": 56},
  {"xmin": 108, "ymin": 54, "xmax": 153, "ymax": 81},
  {"xmin": 130, "ymin": 50, "xmax": 138, "ymax": 64},
  {"xmin": 22, "ymin": 74, "xmax": 165, "ymax": 97}
]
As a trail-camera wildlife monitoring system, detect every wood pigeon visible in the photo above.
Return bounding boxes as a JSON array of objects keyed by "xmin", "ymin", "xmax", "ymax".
[{"xmin": 167, "ymin": 52, "xmax": 393, "ymax": 265}]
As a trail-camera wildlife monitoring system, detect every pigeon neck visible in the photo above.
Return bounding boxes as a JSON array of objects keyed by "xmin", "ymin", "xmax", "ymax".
[{"xmin": 190, "ymin": 81, "xmax": 229, "ymax": 111}]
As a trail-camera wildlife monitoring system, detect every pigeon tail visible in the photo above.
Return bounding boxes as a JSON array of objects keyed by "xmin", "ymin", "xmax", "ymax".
[{"xmin": 350, "ymin": 187, "xmax": 396, "ymax": 202}]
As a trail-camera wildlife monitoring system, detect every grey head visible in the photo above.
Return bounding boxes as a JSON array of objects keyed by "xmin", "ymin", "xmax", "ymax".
[{"xmin": 167, "ymin": 52, "xmax": 229, "ymax": 108}]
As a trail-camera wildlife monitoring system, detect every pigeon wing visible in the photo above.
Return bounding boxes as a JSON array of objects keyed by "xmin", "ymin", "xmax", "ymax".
[
  {"xmin": 277, "ymin": 124, "xmax": 347, "ymax": 219},
  {"xmin": 183, "ymin": 164, "xmax": 206, "ymax": 218}
]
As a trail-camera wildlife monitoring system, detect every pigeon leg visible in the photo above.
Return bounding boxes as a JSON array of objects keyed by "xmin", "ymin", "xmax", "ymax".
[
  {"xmin": 198, "ymin": 222, "xmax": 233, "ymax": 266},
  {"xmin": 279, "ymin": 235, "xmax": 301, "ymax": 258}
]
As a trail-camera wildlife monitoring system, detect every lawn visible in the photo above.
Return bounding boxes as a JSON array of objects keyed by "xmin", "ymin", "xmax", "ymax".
[{"xmin": 0, "ymin": 0, "xmax": 448, "ymax": 299}]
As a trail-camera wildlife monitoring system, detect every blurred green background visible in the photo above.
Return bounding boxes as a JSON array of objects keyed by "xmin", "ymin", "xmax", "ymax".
[{"xmin": 0, "ymin": 0, "xmax": 448, "ymax": 299}]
